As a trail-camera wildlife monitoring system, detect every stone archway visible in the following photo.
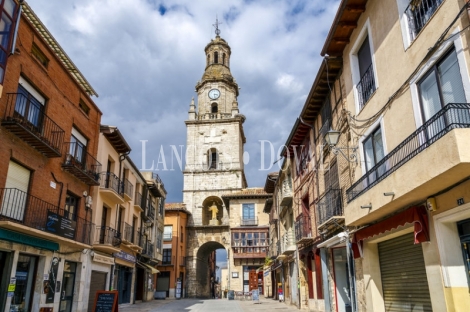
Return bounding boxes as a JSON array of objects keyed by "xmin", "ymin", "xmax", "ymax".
[
  {"xmin": 186, "ymin": 227, "xmax": 229, "ymax": 298},
  {"xmin": 202, "ymin": 196, "xmax": 223, "ymax": 225}
]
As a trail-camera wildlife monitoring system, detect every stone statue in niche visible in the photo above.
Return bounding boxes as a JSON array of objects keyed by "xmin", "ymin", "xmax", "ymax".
[{"xmin": 208, "ymin": 202, "xmax": 220, "ymax": 225}]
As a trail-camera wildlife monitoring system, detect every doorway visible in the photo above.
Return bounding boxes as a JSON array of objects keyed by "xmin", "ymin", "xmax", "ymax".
[
  {"xmin": 59, "ymin": 261, "xmax": 77, "ymax": 312},
  {"xmin": 333, "ymin": 248, "xmax": 351, "ymax": 312}
]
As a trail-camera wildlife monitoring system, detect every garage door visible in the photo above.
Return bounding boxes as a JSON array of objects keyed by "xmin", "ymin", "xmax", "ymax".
[
  {"xmin": 87, "ymin": 271, "xmax": 107, "ymax": 312},
  {"xmin": 378, "ymin": 233, "xmax": 432, "ymax": 312}
]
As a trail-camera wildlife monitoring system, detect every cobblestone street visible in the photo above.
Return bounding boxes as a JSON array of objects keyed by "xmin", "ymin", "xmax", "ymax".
[{"xmin": 118, "ymin": 297, "xmax": 302, "ymax": 312}]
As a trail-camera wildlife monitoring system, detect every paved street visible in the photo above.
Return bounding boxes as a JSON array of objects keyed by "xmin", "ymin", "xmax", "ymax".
[{"xmin": 119, "ymin": 296, "xmax": 301, "ymax": 312}]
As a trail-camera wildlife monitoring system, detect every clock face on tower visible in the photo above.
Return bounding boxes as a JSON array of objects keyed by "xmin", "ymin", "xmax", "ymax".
[{"xmin": 208, "ymin": 89, "xmax": 220, "ymax": 100}]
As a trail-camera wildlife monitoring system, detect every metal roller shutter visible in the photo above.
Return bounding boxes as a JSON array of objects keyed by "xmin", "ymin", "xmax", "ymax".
[
  {"xmin": 87, "ymin": 271, "xmax": 107, "ymax": 312},
  {"xmin": 378, "ymin": 233, "xmax": 432, "ymax": 312}
]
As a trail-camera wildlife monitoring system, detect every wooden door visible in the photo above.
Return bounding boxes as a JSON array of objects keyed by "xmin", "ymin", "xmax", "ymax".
[{"xmin": 248, "ymin": 270, "xmax": 257, "ymax": 291}]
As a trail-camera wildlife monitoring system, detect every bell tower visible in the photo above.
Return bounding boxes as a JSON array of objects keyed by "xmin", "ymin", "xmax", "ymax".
[{"xmin": 183, "ymin": 20, "xmax": 247, "ymax": 298}]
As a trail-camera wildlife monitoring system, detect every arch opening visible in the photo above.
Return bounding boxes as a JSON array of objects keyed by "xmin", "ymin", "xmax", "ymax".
[
  {"xmin": 193, "ymin": 241, "xmax": 226, "ymax": 298},
  {"xmin": 206, "ymin": 148, "xmax": 218, "ymax": 170},
  {"xmin": 214, "ymin": 51, "xmax": 218, "ymax": 64},
  {"xmin": 211, "ymin": 103, "xmax": 218, "ymax": 113}
]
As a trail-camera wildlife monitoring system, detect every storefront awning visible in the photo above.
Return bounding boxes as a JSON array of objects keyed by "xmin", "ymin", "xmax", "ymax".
[
  {"xmin": 352, "ymin": 205, "xmax": 429, "ymax": 258},
  {"xmin": 317, "ymin": 232, "xmax": 347, "ymax": 248},
  {"xmin": 137, "ymin": 261, "xmax": 159, "ymax": 274}
]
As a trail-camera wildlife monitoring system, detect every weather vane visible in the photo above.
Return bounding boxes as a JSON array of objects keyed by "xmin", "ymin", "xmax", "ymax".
[{"xmin": 213, "ymin": 16, "xmax": 222, "ymax": 36}]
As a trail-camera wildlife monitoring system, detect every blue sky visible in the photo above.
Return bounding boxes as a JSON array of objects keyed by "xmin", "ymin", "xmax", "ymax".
[{"xmin": 30, "ymin": 0, "xmax": 341, "ymax": 203}]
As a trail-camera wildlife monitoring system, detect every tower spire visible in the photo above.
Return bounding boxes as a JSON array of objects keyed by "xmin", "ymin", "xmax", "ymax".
[{"xmin": 213, "ymin": 16, "xmax": 222, "ymax": 36}]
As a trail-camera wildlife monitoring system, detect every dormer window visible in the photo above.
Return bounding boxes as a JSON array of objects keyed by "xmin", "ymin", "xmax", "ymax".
[
  {"xmin": 214, "ymin": 51, "xmax": 218, "ymax": 64},
  {"xmin": 211, "ymin": 103, "xmax": 218, "ymax": 113}
]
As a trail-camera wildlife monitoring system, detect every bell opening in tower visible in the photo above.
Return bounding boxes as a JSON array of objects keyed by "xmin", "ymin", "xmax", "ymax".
[
  {"xmin": 211, "ymin": 103, "xmax": 218, "ymax": 114},
  {"xmin": 214, "ymin": 52, "xmax": 218, "ymax": 64}
]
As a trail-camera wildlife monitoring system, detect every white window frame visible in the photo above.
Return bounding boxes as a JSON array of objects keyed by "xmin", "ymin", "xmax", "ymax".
[
  {"xmin": 409, "ymin": 29, "xmax": 470, "ymax": 129},
  {"xmin": 358, "ymin": 116, "xmax": 388, "ymax": 176},
  {"xmin": 19, "ymin": 76, "xmax": 45, "ymax": 105},
  {"xmin": 349, "ymin": 19, "xmax": 379, "ymax": 114}
]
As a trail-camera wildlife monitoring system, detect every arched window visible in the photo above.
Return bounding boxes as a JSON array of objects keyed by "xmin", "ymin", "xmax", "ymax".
[
  {"xmin": 214, "ymin": 51, "xmax": 218, "ymax": 64},
  {"xmin": 207, "ymin": 54, "xmax": 210, "ymax": 66},
  {"xmin": 222, "ymin": 53, "xmax": 226, "ymax": 65},
  {"xmin": 207, "ymin": 148, "xmax": 218, "ymax": 169},
  {"xmin": 211, "ymin": 103, "xmax": 218, "ymax": 113}
]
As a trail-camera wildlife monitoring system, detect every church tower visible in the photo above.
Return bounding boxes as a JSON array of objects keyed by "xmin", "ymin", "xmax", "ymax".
[{"xmin": 183, "ymin": 21, "xmax": 247, "ymax": 298}]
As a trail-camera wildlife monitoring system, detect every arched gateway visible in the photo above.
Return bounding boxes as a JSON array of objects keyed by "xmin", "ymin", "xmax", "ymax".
[{"xmin": 183, "ymin": 25, "xmax": 247, "ymax": 298}]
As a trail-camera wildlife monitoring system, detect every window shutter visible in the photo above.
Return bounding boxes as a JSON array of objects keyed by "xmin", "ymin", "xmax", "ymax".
[{"xmin": 2, "ymin": 161, "xmax": 31, "ymax": 220}]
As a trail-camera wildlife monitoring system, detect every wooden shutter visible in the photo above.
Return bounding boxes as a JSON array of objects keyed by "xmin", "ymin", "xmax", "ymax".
[{"xmin": 378, "ymin": 233, "xmax": 432, "ymax": 312}]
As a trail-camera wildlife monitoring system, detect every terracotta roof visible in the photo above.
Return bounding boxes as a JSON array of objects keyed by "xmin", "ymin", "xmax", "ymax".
[
  {"xmin": 222, "ymin": 188, "xmax": 271, "ymax": 198},
  {"xmin": 164, "ymin": 203, "xmax": 191, "ymax": 214}
]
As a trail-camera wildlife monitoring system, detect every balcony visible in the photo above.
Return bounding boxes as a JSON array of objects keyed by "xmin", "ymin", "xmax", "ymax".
[
  {"xmin": 180, "ymin": 256, "xmax": 186, "ymax": 267},
  {"xmin": 357, "ymin": 64, "xmax": 376, "ymax": 110},
  {"xmin": 279, "ymin": 231, "xmax": 295, "ymax": 256},
  {"xmin": 62, "ymin": 142, "xmax": 101, "ymax": 186},
  {"xmin": 232, "ymin": 230, "xmax": 269, "ymax": 258},
  {"xmin": 268, "ymin": 239, "xmax": 278, "ymax": 258},
  {"xmin": 280, "ymin": 179, "xmax": 293, "ymax": 206},
  {"xmin": 122, "ymin": 222, "xmax": 134, "ymax": 245},
  {"xmin": 405, "ymin": 0, "xmax": 444, "ymax": 42},
  {"xmin": 134, "ymin": 192, "xmax": 143, "ymax": 211},
  {"xmin": 123, "ymin": 178, "xmax": 133, "ymax": 201},
  {"xmin": 317, "ymin": 188, "xmax": 344, "ymax": 229},
  {"xmin": 146, "ymin": 172, "xmax": 166, "ymax": 197},
  {"xmin": 295, "ymin": 215, "xmax": 314, "ymax": 244},
  {"xmin": 240, "ymin": 217, "xmax": 258, "ymax": 226},
  {"xmin": 99, "ymin": 172, "xmax": 124, "ymax": 205},
  {"xmin": 1, "ymin": 92, "xmax": 65, "ymax": 158},
  {"xmin": 0, "ymin": 188, "xmax": 94, "ymax": 247},
  {"xmin": 232, "ymin": 246, "xmax": 267, "ymax": 259},
  {"xmin": 197, "ymin": 113, "xmax": 232, "ymax": 120},
  {"xmin": 143, "ymin": 203, "xmax": 155, "ymax": 222},
  {"xmin": 346, "ymin": 103, "xmax": 470, "ymax": 225},
  {"xmin": 141, "ymin": 238, "xmax": 154, "ymax": 258},
  {"xmin": 93, "ymin": 226, "xmax": 121, "ymax": 254}
]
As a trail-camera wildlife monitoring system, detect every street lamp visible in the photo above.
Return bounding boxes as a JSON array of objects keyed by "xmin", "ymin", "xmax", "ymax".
[{"xmin": 324, "ymin": 129, "xmax": 358, "ymax": 163}]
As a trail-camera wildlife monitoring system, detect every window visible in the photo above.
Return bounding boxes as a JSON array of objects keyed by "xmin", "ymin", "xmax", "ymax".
[
  {"xmin": 214, "ymin": 51, "xmax": 218, "ymax": 64},
  {"xmin": 207, "ymin": 148, "xmax": 218, "ymax": 170},
  {"xmin": 222, "ymin": 53, "xmax": 226, "ymax": 65},
  {"xmin": 363, "ymin": 127, "xmax": 385, "ymax": 183},
  {"xmin": 69, "ymin": 128, "xmax": 87, "ymax": 165},
  {"xmin": 65, "ymin": 193, "xmax": 79, "ymax": 221},
  {"xmin": 356, "ymin": 36, "xmax": 376, "ymax": 109},
  {"xmin": 180, "ymin": 226, "xmax": 183, "ymax": 243},
  {"xmin": 163, "ymin": 225, "xmax": 172, "ymax": 241},
  {"xmin": 418, "ymin": 48, "xmax": 466, "ymax": 122},
  {"xmin": 0, "ymin": 0, "xmax": 18, "ymax": 83},
  {"xmin": 242, "ymin": 203, "xmax": 255, "ymax": 220},
  {"xmin": 296, "ymin": 136, "xmax": 311, "ymax": 176},
  {"xmin": 1, "ymin": 161, "xmax": 30, "ymax": 221},
  {"xmin": 31, "ymin": 42, "xmax": 48, "ymax": 67},
  {"xmin": 211, "ymin": 103, "xmax": 218, "ymax": 113},
  {"xmin": 162, "ymin": 249, "xmax": 172, "ymax": 264},
  {"xmin": 207, "ymin": 54, "xmax": 210, "ymax": 66},
  {"xmin": 79, "ymin": 100, "xmax": 90, "ymax": 116},
  {"xmin": 319, "ymin": 98, "xmax": 332, "ymax": 140},
  {"xmin": 405, "ymin": 0, "xmax": 443, "ymax": 42},
  {"xmin": 159, "ymin": 198, "xmax": 164, "ymax": 216},
  {"xmin": 15, "ymin": 78, "xmax": 46, "ymax": 129}
]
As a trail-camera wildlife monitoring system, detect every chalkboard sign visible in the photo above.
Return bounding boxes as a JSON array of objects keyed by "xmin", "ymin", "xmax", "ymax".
[
  {"xmin": 227, "ymin": 290, "xmax": 235, "ymax": 300},
  {"xmin": 93, "ymin": 290, "xmax": 118, "ymax": 312},
  {"xmin": 252, "ymin": 289, "xmax": 259, "ymax": 303}
]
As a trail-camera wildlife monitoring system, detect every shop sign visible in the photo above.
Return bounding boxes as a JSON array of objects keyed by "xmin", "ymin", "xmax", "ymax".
[
  {"xmin": 113, "ymin": 251, "xmax": 136, "ymax": 263},
  {"xmin": 45, "ymin": 211, "xmax": 76, "ymax": 239},
  {"xmin": 0, "ymin": 229, "xmax": 59, "ymax": 251},
  {"xmin": 93, "ymin": 253, "xmax": 115, "ymax": 265},
  {"xmin": 263, "ymin": 269, "xmax": 270, "ymax": 277}
]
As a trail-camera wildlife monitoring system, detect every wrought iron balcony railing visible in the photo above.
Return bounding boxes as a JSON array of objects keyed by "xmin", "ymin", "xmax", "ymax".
[
  {"xmin": 100, "ymin": 172, "xmax": 123, "ymax": 195},
  {"xmin": 123, "ymin": 178, "xmax": 133, "ymax": 199},
  {"xmin": 95, "ymin": 226, "xmax": 121, "ymax": 246},
  {"xmin": 357, "ymin": 64, "xmax": 376, "ymax": 110},
  {"xmin": 145, "ymin": 204, "xmax": 155, "ymax": 220},
  {"xmin": 317, "ymin": 188, "xmax": 343, "ymax": 226},
  {"xmin": 295, "ymin": 215, "xmax": 313, "ymax": 242},
  {"xmin": 2, "ymin": 92, "xmax": 65, "ymax": 157},
  {"xmin": 0, "ymin": 188, "xmax": 94, "ymax": 245},
  {"xmin": 142, "ymin": 241, "xmax": 154, "ymax": 258},
  {"xmin": 134, "ymin": 192, "xmax": 142, "ymax": 208},
  {"xmin": 62, "ymin": 142, "xmax": 101, "ymax": 185},
  {"xmin": 405, "ymin": 0, "xmax": 443, "ymax": 41},
  {"xmin": 240, "ymin": 217, "xmax": 258, "ymax": 226},
  {"xmin": 123, "ymin": 222, "xmax": 135, "ymax": 243},
  {"xmin": 347, "ymin": 103, "xmax": 470, "ymax": 202}
]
